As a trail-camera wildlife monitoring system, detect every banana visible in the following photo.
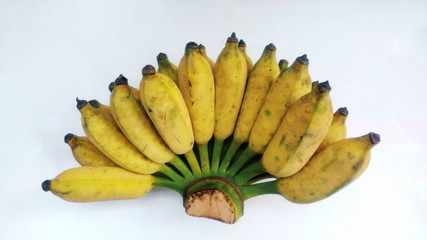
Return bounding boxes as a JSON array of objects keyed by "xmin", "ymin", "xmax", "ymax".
[
  {"xmin": 41, "ymin": 167, "xmax": 154, "ymax": 202},
  {"xmin": 213, "ymin": 32, "xmax": 247, "ymax": 141},
  {"xmin": 178, "ymin": 41, "xmax": 215, "ymax": 145},
  {"xmin": 198, "ymin": 44, "xmax": 215, "ymax": 73},
  {"xmin": 315, "ymin": 107, "xmax": 348, "ymax": 154},
  {"xmin": 157, "ymin": 53, "xmax": 179, "ymax": 85},
  {"xmin": 262, "ymin": 81, "xmax": 333, "ymax": 178},
  {"xmin": 249, "ymin": 54, "xmax": 312, "ymax": 154},
  {"xmin": 278, "ymin": 59, "xmax": 289, "ymax": 71},
  {"xmin": 234, "ymin": 43, "xmax": 280, "ymax": 144},
  {"xmin": 277, "ymin": 132, "xmax": 380, "ymax": 203},
  {"xmin": 64, "ymin": 133, "xmax": 119, "ymax": 167},
  {"xmin": 220, "ymin": 43, "xmax": 280, "ymax": 171},
  {"xmin": 77, "ymin": 98, "xmax": 162, "ymax": 174},
  {"xmin": 139, "ymin": 65, "xmax": 194, "ymax": 155},
  {"xmin": 110, "ymin": 74, "xmax": 177, "ymax": 164},
  {"xmin": 238, "ymin": 39, "xmax": 254, "ymax": 75}
]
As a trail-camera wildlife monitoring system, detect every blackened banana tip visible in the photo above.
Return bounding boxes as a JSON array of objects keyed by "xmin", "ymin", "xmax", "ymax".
[
  {"xmin": 267, "ymin": 43, "xmax": 276, "ymax": 51},
  {"xmin": 227, "ymin": 32, "xmax": 238, "ymax": 43},
  {"xmin": 115, "ymin": 74, "xmax": 128, "ymax": 85},
  {"xmin": 88, "ymin": 99, "xmax": 100, "ymax": 107},
  {"xmin": 108, "ymin": 82, "xmax": 115, "ymax": 92},
  {"xmin": 42, "ymin": 180, "xmax": 51, "ymax": 192},
  {"xmin": 157, "ymin": 52, "xmax": 167, "ymax": 61},
  {"xmin": 318, "ymin": 81, "xmax": 331, "ymax": 93},
  {"xmin": 64, "ymin": 133, "xmax": 74, "ymax": 143},
  {"xmin": 186, "ymin": 41, "xmax": 199, "ymax": 49},
  {"xmin": 338, "ymin": 107, "xmax": 349, "ymax": 116},
  {"xmin": 279, "ymin": 59, "xmax": 289, "ymax": 65},
  {"xmin": 198, "ymin": 44, "xmax": 205, "ymax": 49},
  {"xmin": 76, "ymin": 98, "xmax": 88, "ymax": 110},
  {"xmin": 297, "ymin": 54, "xmax": 309, "ymax": 64},
  {"xmin": 142, "ymin": 65, "xmax": 156, "ymax": 76},
  {"xmin": 369, "ymin": 132, "xmax": 381, "ymax": 145},
  {"xmin": 238, "ymin": 39, "xmax": 246, "ymax": 47}
]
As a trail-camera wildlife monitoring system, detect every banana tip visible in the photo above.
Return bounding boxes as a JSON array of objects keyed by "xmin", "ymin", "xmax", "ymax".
[
  {"xmin": 115, "ymin": 74, "xmax": 128, "ymax": 85},
  {"xmin": 108, "ymin": 82, "xmax": 115, "ymax": 92},
  {"xmin": 238, "ymin": 39, "xmax": 246, "ymax": 47},
  {"xmin": 142, "ymin": 65, "xmax": 156, "ymax": 76},
  {"xmin": 198, "ymin": 44, "xmax": 205, "ymax": 49},
  {"xmin": 318, "ymin": 81, "xmax": 331, "ymax": 93},
  {"xmin": 266, "ymin": 43, "xmax": 276, "ymax": 51},
  {"xmin": 279, "ymin": 59, "xmax": 289, "ymax": 65},
  {"xmin": 157, "ymin": 52, "xmax": 167, "ymax": 61},
  {"xmin": 186, "ymin": 41, "xmax": 198, "ymax": 49},
  {"xmin": 297, "ymin": 54, "xmax": 309, "ymax": 65},
  {"xmin": 42, "ymin": 180, "xmax": 51, "ymax": 192},
  {"xmin": 369, "ymin": 132, "xmax": 381, "ymax": 145},
  {"xmin": 76, "ymin": 98, "xmax": 88, "ymax": 110},
  {"xmin": 227, "ymin": 32, "xmax": 238, "ymax": 43},
  {"xmin": 338, "ymin": 107, "xmax": 349, "ymax": 116},
  {"xmin": 64, "ymin": 133, "xmax": 74, "ymax": 143}
]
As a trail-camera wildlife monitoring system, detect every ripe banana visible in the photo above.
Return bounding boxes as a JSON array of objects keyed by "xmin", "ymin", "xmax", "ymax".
[
  {"xmin": 139, "ymin": 65, "xmax": 194, "ymax": 155},
  {"xmin": 157, "ymin": 52, "xmax": 179, "ymax": 85},
  {"xmin": 213, "ymin": 33, "xmax": 247, "ymax": 141},
  {"xmin": 108, "ymin": 81, "xmax": 141, "ymax": 102},
  {"xmin": 315, "ymin": 107, "xmax": 348, "ymax": 154},
  {"xmin": 64, "ymin": 133, "xmax": 119, "ymax": 167},
  {"xmin": 77, "ymin": 98, "xmax": 162, "ymax": 175},
  {"xmin": 277, "ymin": 132, "xmax": 380, "ymax": 203},
  {"xmin": 88, "ymin": 99, "xmax": 116, "ymax": 125},
  {"xmin": 238, "ymin": 39, "xmax": 254, "ymax": 75},
  {"xmin": 262, "ymin": 81, "xmax": 333, "ymax": 178},
  {"xmin": 198, "ymin": 44, "xmax": 215, "ymax": 73},
  {"xmin": 249, "ymin": 54, "xmax": 312, "ymax": 154},
  {"xmin": 178, "ymin": 41, "xmax": 215, "ymax": 145},
  {"xmin": 221, "ymin": 43, "xmax": 280, "ymax": 171},
  {"xmin": 42, "ymin": 167, "xmax": 154, "ymax": 202},
  {"xmin": 110, "ymin": 74, "xmax": 177, "ymax": 164}
]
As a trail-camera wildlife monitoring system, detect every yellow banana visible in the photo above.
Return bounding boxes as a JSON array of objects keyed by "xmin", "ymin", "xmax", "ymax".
[
  {"xmin": 178, "ymin": 41, "xmax": 215, "ymax": 145},
  {"xmin": 139, "ymin": 65, "xmax": 194, "ymax": 155},
  {"xmin": 109, "ymin": 81, "xmax": 141, "ymax": 102},
  {"xmin": 213, "ymin": 33, "xmax": 247, "ymax": 141},
  {"xmin": 157, "ymin": 53, "xmax": 179, "ymax": 85},
  {"xmin": 41, "ymin": 167, "xmax": 154, "ymax": 202},
  {"xmin": 77, "ymin": 98, "xmax": 162, "ymax": 174},
  {"xmin": 234, "ymin": 43, "xmax": 280, "ymax": 143},
  {"xmin": 277, "ymin": 132, "xmax": 380, "ymax": 203},
  {"xmin": 110, "ymin": 74, "xmax": 177, "ymax": 164},
  {"xmin": 262, "ymin": 81, "xmax": 333, "ymax": 178},
  {"xmin": 278, "ymin": 59, "xmax": 289, "ymax": 71},
  {"xmin": 198, "ymin": 44, "xmax": 215, "ymax": 73},
  {"xmin": 64, "ymin": 133, "xmax": 119, "ymax": 167},
  {"xmin": 315, "ymin": 107, "xmax": 348, "ymax": 154},
  {"xmin": 249, "ymin": 54, "xmax": 312, "ymax": 154},
  {"xmin": 238, "ymin": 39, "xmax": 254, "ymax": 75}
]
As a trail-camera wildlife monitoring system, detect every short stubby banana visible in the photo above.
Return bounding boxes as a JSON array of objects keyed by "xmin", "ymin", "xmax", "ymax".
[
  {"xmin": 249, "ymin": 54, "xmax": 312, "ymax": 153},
  {"xmin": 77, "ymin": 98, "xmax": 162, "ymax": 174},
  {"xmin": 178, "ymin": 42, "xmax": 215, "ymax": 145},
  {"xmin": 110, "ymin": 74, "xmax": 176, "ymax": 163},
  {"xmin": 234, "ymin": 43, "xmax": 280, "ymax": 143},
  {"xmin": 157, "ymin": 52, "xmax": 179, "ymax": 85},
  {"xmin": 214, "ymin": 33, "xmax": 248, "ymax": 140},
  {"xmin": 64, "ymin": 133, "xmax": 119, "ymax": 167},
  {"xmin": 238, "ymin": 39, "xmax": 254, "ymax": 75},
  {"xmin": 315, "ymin": 107, "xmax": 348, "ymax": 154},
  {"xmin": 277, "ymin": 132, "xmax": 380, "ymax": 203},
  {"xmin": 42, "ymin": 167, "xmax": 154, "ymax": 202},
  {"xmin": 139, "ymin": 65, "xmax": 194, "ymax": 154},
  {"xmin": 262, "ymin": 81, "xmax": 333, "ymax": 178}
]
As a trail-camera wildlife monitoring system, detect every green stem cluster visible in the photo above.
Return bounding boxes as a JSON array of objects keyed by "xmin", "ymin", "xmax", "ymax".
[{"xmin": 153, "ymin": 136, "xmax": 280, "ymax": 201}]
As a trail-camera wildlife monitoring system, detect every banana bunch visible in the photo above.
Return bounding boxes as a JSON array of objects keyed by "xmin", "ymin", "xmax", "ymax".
[{"xmin": 42, "ymin": 33, "xmax": 380, "ymax": 224}]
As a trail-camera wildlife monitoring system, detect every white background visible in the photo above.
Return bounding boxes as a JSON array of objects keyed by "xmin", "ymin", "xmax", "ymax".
[{"xmin": 1, "ymin": 0, "xmax": 426, "ymax": 239}]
